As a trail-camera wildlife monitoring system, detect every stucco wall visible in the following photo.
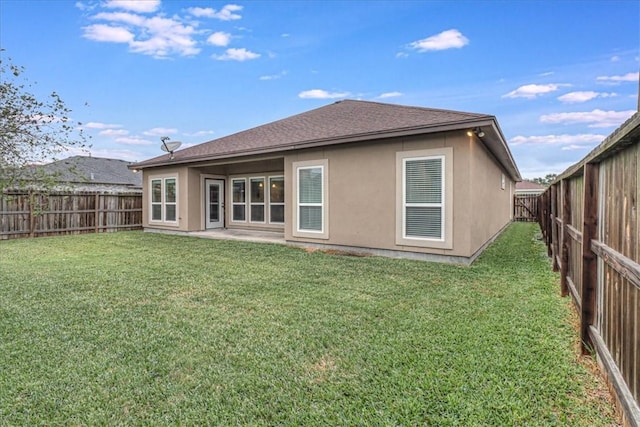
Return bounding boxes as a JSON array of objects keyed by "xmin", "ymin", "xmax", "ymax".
[
  {"xmin": 468, "ymin": 137, "xmax": 515, "ymax": 256},
  {"xmin": 284, "ymin": 131, "xmax": 482, "ymax": 258},
  {"xmin": 142, "ymin": 132, "xmax": 515, "ymax": 260},
  {"xmin": 143, "ymin": 165, "xmax": 192, "ymax": 232}
]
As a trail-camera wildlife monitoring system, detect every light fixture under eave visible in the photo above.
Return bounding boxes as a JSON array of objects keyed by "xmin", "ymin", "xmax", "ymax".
[
  {"xmin": 160, "ymin": 136, "xmax": 182, "ymax": 160},
  {"xmin": 469, "ymin": 127, "xmax": 485, "ymax": 138}
]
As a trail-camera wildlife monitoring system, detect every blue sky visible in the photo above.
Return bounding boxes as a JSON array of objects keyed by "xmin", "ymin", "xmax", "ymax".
[{"xmin": 1, "ymin": 0, "xmax": 638, "ymax": 179}]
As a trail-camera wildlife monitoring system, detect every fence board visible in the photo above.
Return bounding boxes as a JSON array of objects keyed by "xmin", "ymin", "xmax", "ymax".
[
  {"xmin": 539, "ymin": 136, "xmax": 640, "ymax": 424},
  {"xmin": 0, "ymin": 192, "xmax": 142, "ymax": 240},
  {"xmin": 513, "ymin": 193, "xmax": 540, "ymax": 221}
]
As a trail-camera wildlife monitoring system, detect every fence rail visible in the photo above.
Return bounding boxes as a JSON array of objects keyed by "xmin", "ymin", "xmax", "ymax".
[
  {"xmin": 0, "ymin": 191, "xmax": 142, "ymax": 240},
  {"xmin": 539, "ymin": 112, "xmax": 640, "ymax": 426}
]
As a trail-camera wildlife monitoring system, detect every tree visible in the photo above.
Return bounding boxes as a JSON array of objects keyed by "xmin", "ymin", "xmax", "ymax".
[
  {"xmin": 0, "ymin": 51, "xmax": 89, "ymax": 192},
  {"xmin": 529, "ymin": 173, "xmax": 558, "ymax": 187}
]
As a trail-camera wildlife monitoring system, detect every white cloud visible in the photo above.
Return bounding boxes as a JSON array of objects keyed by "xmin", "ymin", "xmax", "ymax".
[
  {"xmin": 503, "ymin": 83, "xmax": 568, "ymax": 99},
  {"xmin": 92, "ymin": 11, "xmax": 146, "ymax": 26},
  {"xmin": 207, "ymin": 31, "xmax": 231, "ymax": 46},
  {"xmin": 83, "ymin": 122, "xmax": 123, "ymax": 129},
  {"xmin": 596, "ymin": 72, "xmax": 639, "ymax": 83},
  {"xmin": 104, "ymin": 0, "xmax": 160, "ymax": 13},
  {"xmin": 298, "ymin": 89, "xmax": 350, "ymax": 99},
  {"xmin": 562, "ymin": 144, "xmax": 592, "ymax": 151},
  {"xmin": 611, "ymin": 55, "xmax": 620, "ymax": 62},
  {"xmin": 82, "ymin": 5, "xmax": 203, "ymax": 58},
  {"xmin": 259, "ymin": 71, "xmax": 287, "ymax": 80},
  {"xmin": 212, "ymin": 48, "xmax": 260, "ymax": 61},
  {"xmin": 540, "ymin": 109, "xmax": 636, "ymax": 128},
  {"xmin": 509, "ymin": 134, "xmax": 605, "ymax": 146},
  {"xmin": 408, "ymin": 29, "xmax": 469, "ymax": 52},
  {"xmin": 538, "ymin": 71, "xmax": 555, "ymax": 77},
  {"xmin": 115, "ymin": 136, "xmax": 154, "ymax": 145},
  {"xmin": 396, "ymin": 52, "xmax": 409, "ymax": 59},
  {"xmin": 82, "ymin": 24, "xmax": 134, "ymax": 43},
  {"xmin": 187, "ymin": 4, "xmax": 242, "ymax": 20},
  {"xmin": 183, "ymin": 130, "xmax": 215, "ymax": 137},
  {"xmin": 557, "ymin": 91, "xmax": 617, "ymax": 104},
  {"xmin": 99, "ymin": 129, "xmax": 129, "ymax": 136},
  {"xmin": 143, "ymin": 127, "xmax": 178, "ymax": 136},
  {"xmin": 378, "ymin": 92, "xmax": 403, "ymax": 99},
  {"xmin": 75, "ymin": 2, "xmax": 95, "ymax": 12}
]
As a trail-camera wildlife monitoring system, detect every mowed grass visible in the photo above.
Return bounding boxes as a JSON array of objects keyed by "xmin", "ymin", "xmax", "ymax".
[{"xmin": 0, "ymin": 223, "xmax": 617, "ymax": 425}]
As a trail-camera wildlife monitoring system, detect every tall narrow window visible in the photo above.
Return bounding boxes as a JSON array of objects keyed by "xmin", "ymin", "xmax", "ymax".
[
  {"xmin": 165, "ymin": 178, "xmax": 176, "ymax": 222},
  {"xmin": 298, "ymin": 166, "xmax": 323, "ymax": 232},
  {"xmin": 250, "ymin": 177, "xmax": 265, "ymax": 223},
  {"xmin": 403, "ymin": 156, "xmax": 444, "ymax": 240},
  {"xmin": 232, "ymin": 178, "xmax": 246, "ymax": 222},
  {"xmin": 149, "ymin": 176, "xmax": 178, "ymax": 224},
  {"xmin": 151, "ymin": 179, "xmax": 162, "ymax": 221},
  {"xmin": 269, "ymin": 176, "xmax": 284, "ymax": 224}
]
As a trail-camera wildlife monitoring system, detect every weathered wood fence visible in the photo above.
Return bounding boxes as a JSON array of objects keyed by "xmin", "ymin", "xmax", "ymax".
[
  {"xmin": 539, "ymin": 112, "xmax": 640, "ymax": 426},
  {"xmin": 0, "ymin": 192, "xmax": 142, "ymax": 240},
  {"xmin": 513, "ymin": 193, "xmax": 540, "ymax": 221}
]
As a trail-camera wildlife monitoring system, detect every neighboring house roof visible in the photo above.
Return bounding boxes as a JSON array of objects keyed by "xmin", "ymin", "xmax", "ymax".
[
  {"xmin": 132, "ymin": 99, "xmax": 521, "ymax": 181},
  {"xmin": 515, "ymin": 181, "xmax": 546, "ymax": 193},
  {"xmin": 31, "ymin": 156, "xmax": 142, "ymax": 192}
]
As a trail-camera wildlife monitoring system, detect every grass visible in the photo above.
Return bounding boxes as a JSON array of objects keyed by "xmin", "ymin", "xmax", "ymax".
[{"xmin": 0, "ymin": 223, "xmax": 618, "ymax": 425}]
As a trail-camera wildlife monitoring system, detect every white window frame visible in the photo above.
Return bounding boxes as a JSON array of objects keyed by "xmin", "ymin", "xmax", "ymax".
[
  {"xmin": 148, "ymin": 176, "xmax": 178, "ymax": 225},
  {"xmin": 268, "ymin": 175, "xmax": 285, "ymax": 224},
  {"xmin": 249, "ymin": 176, "xmax": 266, "ymax": 224},
  {"xmin": 231, "ymin": 178, "xmax": 247, "ymax": 223},
  {"xmin": 395, "ymin": 148, "xmax": 452, "ymax": 250},
  {"xmin": 292, "ymin": 159, "xmax": 329, "ymax": 239},
  {"xmin": 402, "ymin": 156, "xmax": 445, "ymax": 242}
]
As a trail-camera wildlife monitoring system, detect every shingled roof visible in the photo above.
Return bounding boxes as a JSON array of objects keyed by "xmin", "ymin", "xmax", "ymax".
[
  {"xmin": 38, "ymin": 156, "xmax": 142, "ymax": 187},
  {"xmin": 132, "ymin": 99, "xmax": 521, "ymax": 180}
]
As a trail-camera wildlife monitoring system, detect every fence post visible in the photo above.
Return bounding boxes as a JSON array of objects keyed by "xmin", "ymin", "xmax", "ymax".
[
  {"xmin": 29, "ymin": 193, "xmax": 35, "ymax": 238},
  {"xmin": 581, "ymin": 162, "xmax": 599, "ymax": 354},
  {"xmin": 94, "ymin": 193, "xmax": 100, "ymax": 233},
  {"xmin": 550, "ymin": 184, "xmax": 559, "ymax": 271},
  {"xmin": 560, "ymin": 179, "xmax": 570, "ymax": 297}
]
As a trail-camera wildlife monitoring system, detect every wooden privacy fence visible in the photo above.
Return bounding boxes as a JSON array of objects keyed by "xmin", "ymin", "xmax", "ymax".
[
  {"xmin": 0, "ymin": 191, "xmax": 142, "ymax": 240},
  {"xmin": 513, "ymin": 193, "xmax": 540, "ymax": 221},
  {"xmin": 539, "ymin": 112, "xmax": 640, "ymax": 426}
]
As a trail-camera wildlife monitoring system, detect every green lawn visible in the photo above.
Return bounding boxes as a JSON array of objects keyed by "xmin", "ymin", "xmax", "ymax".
[{"xmin": 0, "ymin": 223, "xmax": 617, "ymax": 425}]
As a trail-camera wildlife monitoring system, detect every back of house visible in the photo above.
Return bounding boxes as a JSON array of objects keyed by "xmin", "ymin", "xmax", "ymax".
[{"xmin": 131, "ymin": 100, "xmax": 521, "ymax": 264}]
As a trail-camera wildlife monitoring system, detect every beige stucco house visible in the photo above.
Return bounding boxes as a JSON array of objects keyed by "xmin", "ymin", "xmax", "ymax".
[{"xmin": 130, "ymin": 100, "xmax": 521, "ymax": 264}]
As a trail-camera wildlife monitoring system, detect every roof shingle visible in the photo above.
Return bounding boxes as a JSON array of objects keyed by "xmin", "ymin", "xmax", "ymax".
[{"xmin": 133, "ymin": 99, "xmax": 493, "ymax": 167}]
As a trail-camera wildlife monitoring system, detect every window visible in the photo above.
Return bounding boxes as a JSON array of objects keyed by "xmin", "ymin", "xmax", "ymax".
[
  {"xmin": 250, "ymin": 177, "xmax": 265, "ymax": 223},
  {"xmin": 149, "ymin": 176, "xmax": 177, "ymax": 224},
  {"xmin": 396, "ymin": 148, "xmax": 452, "ymax": 249},
  {"xmin": 269, "ymin": 176, "xmax": 284, "ymax": 224},
  {"xmin": 298, "ymin": 166, "xmax": 323, "ymax": 232},
  {"xmin": 151, "ymin": 179, "xmax": 162, "ymax": 221},
  {"xmin": 165, "ymin": 178, "xmax": 176, "ymax": 221},
  {"xmin": 232, "ymin": 178, "xmax": 246, "ymax": 222},
  {"xmin": 403, "ymin": 157, "xmax": 444, "ymax": 240},
  {"xmin": 293, "ymin": 159, "xmax": 328, "ymax": 239}
]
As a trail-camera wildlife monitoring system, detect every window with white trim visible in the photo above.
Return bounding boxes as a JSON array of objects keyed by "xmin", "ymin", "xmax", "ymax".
[
  {"xmin": 249, "ymin": 177, "xmax": 265, "ymax": 223},
  {"xmin": 231, "ymin": 178, "xmax": 246, "ymax": 222},
  {"xmin": 297, "ymin": 165, "xmax": 324, "ymax": 233},
  {"xmin": 269, "ymin": 176, "xmax": 284, "ymax": 224},
  {"xmin": 149, "ymin": 177, "xmax": 177, "ymax": 224},
  {"xmin": 403, "ymin": 156, "xmax": 444, "ymax": 240}
]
